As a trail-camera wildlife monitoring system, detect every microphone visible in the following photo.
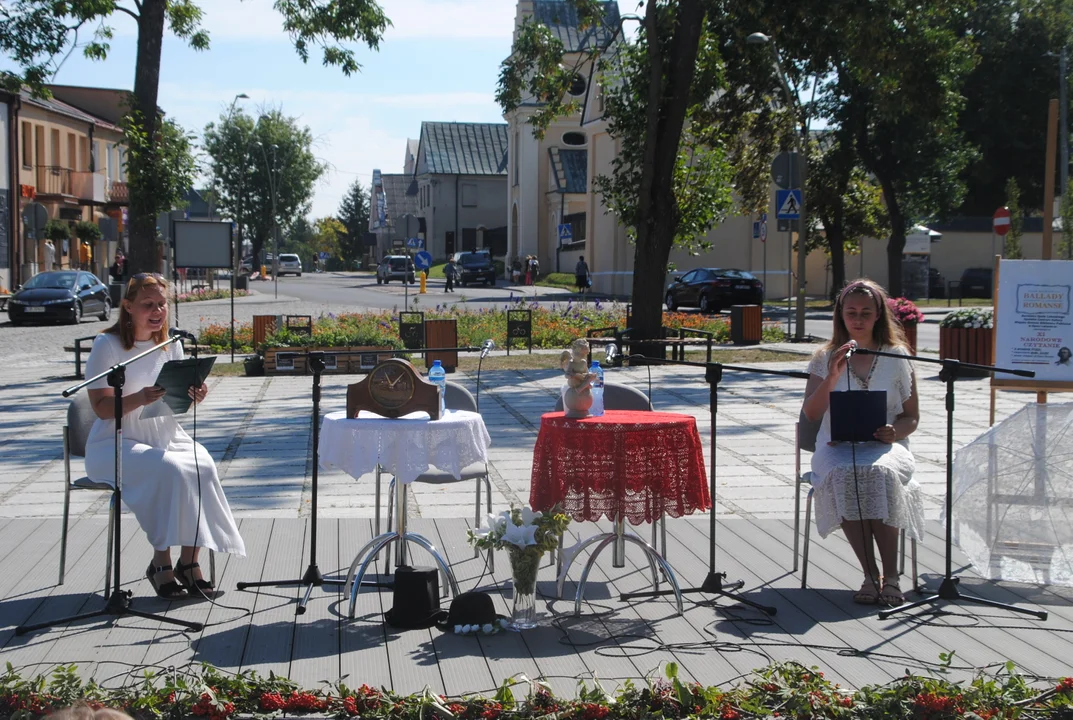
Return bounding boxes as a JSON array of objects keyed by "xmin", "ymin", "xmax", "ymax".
[
  {"xmin": 605, "ymin": 343, "xmax": 619, "ymax": 364},
  {"xmin": 480, "ymin": 339, "xmax": 495, "ymax": 359},
  {"xmin": 844, "ymin": 339, "xmax": 858, "ymax": 361},
  {"xmin": 169, "ymin": 327, "xmax": 198, "ymax": 342}
]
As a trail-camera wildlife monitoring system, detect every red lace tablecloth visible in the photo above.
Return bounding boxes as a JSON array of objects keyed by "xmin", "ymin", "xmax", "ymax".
[{"xmin": 529, "ymin": 410, "xmax": 711, "ymax": 524}]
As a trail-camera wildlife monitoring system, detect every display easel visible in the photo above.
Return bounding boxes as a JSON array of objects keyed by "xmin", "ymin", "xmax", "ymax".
[{"xmin": 987, "ymin": 256, "xmax": 1073, "ymax": 426}]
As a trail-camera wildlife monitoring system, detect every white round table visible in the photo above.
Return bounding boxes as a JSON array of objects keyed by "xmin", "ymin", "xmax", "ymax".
[{"xmin": 319, "ymin": 409, "xmax": 491, "ymax": 618}]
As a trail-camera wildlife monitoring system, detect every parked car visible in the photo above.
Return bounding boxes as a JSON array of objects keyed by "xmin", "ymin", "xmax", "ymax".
[
  {"xmin": 664, "ymin": 268, "xmax": 764, "ymax": 314},
  {"xmin": 277, "ymin": 253, "xmax": 303, "ymax": 276},
  {"xmin": 928, "ymin": 268, "xmax": 946, "ymax": 299},
  {"xmin": 239, "ymin": 256, "xmax": 253, "ymax": 273},
  {"xmin": 377, "ymin": 255, "xmax": 415, "ymax": 284},
  {"xmin": 959, "ymin": 267, "xmax": 993, "ymax": 299},
  {"xmin": 6, "ymin": 270, "xmax": 112, "ymax": 325},
  {"xmin": 455, "ymin": 251, "xmax": 497, "ymax": 286}
]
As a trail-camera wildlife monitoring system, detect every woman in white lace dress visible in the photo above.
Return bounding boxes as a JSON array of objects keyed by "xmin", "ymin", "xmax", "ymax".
[
  {"xmin": 83, "ymin": 273, "xmax": 244, "ymax": 600},
  {"xmin": 801, "ymin": 279, "xmax": 924, "ymax": 606}
]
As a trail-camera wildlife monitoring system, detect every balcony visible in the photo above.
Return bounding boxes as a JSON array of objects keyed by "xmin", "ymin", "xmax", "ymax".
[{"xmin": 31, "ymin": 166, "xmax": 128, "ymax": 204}]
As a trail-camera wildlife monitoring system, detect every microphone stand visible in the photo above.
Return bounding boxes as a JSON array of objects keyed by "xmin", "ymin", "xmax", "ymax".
[
  {"xmin": 17, "ymin": 336, "xmax": 204, "ymax": 636},
  {"xmin": 617, "ymin": 355, "xmax": 809, "ymax": 615},
  {"xmin": 236, "ymin": 351, "xmax": 389, "ymax": 613},
  {"xmin": 849, "ymin": 348, "xmax": 1048, "ymax": 622}
]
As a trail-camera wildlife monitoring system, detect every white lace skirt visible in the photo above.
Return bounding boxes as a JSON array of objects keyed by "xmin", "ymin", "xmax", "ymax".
[{"xmin": 811, "ymin": 441, "xmax": 925, "ymax": 541}]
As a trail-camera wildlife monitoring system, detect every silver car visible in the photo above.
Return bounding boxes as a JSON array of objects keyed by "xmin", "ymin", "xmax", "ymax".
[{"xmin": 277, "ymin": 253, "xmax": 303, "ymax": 277}]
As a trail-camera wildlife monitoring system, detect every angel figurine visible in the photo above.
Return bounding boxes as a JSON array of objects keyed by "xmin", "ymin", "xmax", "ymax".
[{"xmin": 560, "ymin": 338, "xmax": 596, "ymax": 418}]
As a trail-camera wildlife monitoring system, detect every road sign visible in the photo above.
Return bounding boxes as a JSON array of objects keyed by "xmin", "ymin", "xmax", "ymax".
[
  {"xmin": 413, "ymin": 251, "xmax": 433, "ymax": 271},
  {"xmin": 406, "ymin": 237, "xmax": 424, "ymax": 249},
  {"xmin": 318, "ymin": 251, "xmax": 329, "ymax": 260},
  {"xmin": 760, "ymin": 221, "xmax": 768, "ymax": 243},
  {"xmin": 21, "ymin": 202, "xmax": 48, "ymax": 238},
  {"xmin": 993, "ymin": 206, "xmax": 1011, "ymax": 236},
  {"xmin": 558, "ymin": 223, "xmax": 573, "ymax": 243},
  {"xmin": 771, "ymin": 152, "xmax": 803, "ymax": 190},
  {"xmin": 776, "ymin": 189, "xmax": 802, "ymax": 220},
  {"xmin": 760, "ymin": 212, "xmax": 767, "ymax": 223}
]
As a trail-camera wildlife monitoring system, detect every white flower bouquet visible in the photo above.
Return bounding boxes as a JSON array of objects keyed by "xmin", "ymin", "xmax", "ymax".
[{"xmin": 939, "ymin": 307, "xmax": 994, "ymax": 330}]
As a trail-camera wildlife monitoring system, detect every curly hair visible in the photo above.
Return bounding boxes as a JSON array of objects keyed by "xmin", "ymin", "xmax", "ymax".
[{"xmin": 821, "ymin": 278, "xmax": 909, "ymax": 354}]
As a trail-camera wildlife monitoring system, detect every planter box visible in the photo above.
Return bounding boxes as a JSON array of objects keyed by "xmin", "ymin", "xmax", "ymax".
[
  {"xmin": 939, "ymin": 327, "xmax": 993, "ymax": 377},
  {"xmin": 263, "ymin": 346, "xmax": 394, "ymax": 375},
  {"xmin": 903, "ymin": 323, "xmax": 918, "ymax": 355}
]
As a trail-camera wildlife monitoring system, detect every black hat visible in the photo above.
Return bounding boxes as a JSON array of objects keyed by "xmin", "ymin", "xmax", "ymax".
[
  {"xmin": 437, "ymin": 591, "xmax": 509, "ymax": 634},
  {"xmin": 384, "ymin": 566, "xmax": 448, "ymax": 629}
]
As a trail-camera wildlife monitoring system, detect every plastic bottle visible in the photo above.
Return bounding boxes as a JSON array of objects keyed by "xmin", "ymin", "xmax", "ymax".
[
  {"xmin": 590, "ymin": 360, "xmax": 605, "ymax": 417},
  {"xmin": 428, "ymin": 360, "xmax": 447, "ymax": 418}
]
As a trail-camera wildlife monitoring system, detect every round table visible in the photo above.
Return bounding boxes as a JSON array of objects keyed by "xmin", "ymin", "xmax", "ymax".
[
  {"xmin": 320, "ymin": 409, "xmax": 491, "ymax": 618},
  {"xmin": 529, "ymin": 410, "xmax": 711, "ymax": 615}
]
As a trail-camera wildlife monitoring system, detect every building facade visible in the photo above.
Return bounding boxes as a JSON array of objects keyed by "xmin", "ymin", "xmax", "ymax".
[{"xmin": 5, "ymin": 86, "xmax": 130, "ymax": 287}]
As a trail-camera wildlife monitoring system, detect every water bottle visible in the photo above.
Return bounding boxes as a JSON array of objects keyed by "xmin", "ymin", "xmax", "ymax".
[
  {"xmin": 590, "ymin": 360, "xmax": 605, "ymax": 417},
  {"xmin": 428, "ymin": 360, "xmax": 447, "ymax": 418}
]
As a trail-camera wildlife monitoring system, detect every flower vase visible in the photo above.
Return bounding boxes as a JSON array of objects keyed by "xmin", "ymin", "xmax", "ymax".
[{"xmin": 508, "ymin": 548, "xmax": 541, "ymax": 630}]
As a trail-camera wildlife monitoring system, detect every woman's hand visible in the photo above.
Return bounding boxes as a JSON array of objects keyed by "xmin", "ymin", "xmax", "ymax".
[
  {"xmin": 873, "ymin": 424, "xmax": 898, "ymax": 444},
  {"xmin": 826, "ymin": 342, "xmax": 854, "ymax": 383},
  {"xmin": 188, "ymin": 382, "xmax": 208, "ymax": 405},
  {"xmin": 140, "ymin": 385, "xmax": 166, "ymax": 407}
]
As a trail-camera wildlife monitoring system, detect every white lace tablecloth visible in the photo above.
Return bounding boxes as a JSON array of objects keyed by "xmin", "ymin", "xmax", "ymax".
[{"xmin": 319, "ymin": 409, "xmax": 491, "ymax": 484}]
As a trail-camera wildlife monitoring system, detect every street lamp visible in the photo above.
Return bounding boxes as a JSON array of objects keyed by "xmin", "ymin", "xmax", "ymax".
[
  {"xmin": 747, "ymin": 31, "xmax": 808, "ymax": 342},
  {"xmin": 255, "ymin": 138, "xmax": 282, "ymax": 299},
  {"xmin": 210, "ymin": 93, "xmax": 249, "ymax": 223}
]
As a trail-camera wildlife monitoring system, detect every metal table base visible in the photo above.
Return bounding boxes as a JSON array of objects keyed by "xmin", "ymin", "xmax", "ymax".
[
  {"xmin": 345, "ymin": 474, "xmax": 460, "ymax": 618},
  {"xmin": 556, "ymin": 515, "xmax": 683, "ymax": 617}
]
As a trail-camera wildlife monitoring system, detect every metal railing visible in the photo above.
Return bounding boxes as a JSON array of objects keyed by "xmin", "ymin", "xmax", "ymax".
[{"xmin": 32, "ymin": 166, "xmax": 120, "ymax": 203}]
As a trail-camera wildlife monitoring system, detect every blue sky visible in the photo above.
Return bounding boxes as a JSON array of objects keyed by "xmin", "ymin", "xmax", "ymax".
[{"xmin": 18, "ymin": 0, "xmax": 530, "ymax": 218}]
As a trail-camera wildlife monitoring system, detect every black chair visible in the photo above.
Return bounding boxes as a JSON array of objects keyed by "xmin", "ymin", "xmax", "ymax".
[{"xmin": 378, "ymin": 381, "xmax": 494, "ymax": 571}]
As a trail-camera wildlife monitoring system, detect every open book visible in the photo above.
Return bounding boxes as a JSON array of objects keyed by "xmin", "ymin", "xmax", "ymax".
[{"xmin": 141, "ymin": 357, "xmax": 216, "ymax": 419}]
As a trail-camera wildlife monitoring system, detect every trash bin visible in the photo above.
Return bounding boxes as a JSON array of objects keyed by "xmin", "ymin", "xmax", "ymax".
[
  {"xmin": 235, "ymin": 273, "xmax": 249, "ymax": 291},
  {"xmin": 730, "ymin": 305, "xmax": 762, "ymax": 345},
  {"xmin": 109, "ymin": 282, "xmax": 126, "ymax": 307}
]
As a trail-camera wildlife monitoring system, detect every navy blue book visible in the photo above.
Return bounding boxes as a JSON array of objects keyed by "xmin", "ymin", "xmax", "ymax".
[{"xmin": 829, "ymin": 390, "xmax": 887, "ymax": 443}]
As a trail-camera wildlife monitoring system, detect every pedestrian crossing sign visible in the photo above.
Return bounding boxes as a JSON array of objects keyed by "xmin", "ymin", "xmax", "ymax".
[
  {"xmin": 558, "ymin": 223, "xmax": 573, "ymax": 243},
  {"xmin": 776, "ymin": 189, "xmax": 802, "ymax": 220}
]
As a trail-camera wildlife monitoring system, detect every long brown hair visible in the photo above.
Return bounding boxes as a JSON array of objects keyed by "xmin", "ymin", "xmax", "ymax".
[
  {"xmin": 821, "ymin": 278, "xmax": 908, "ymax": 354},
  {"xmin": 103, "ymin": 273, "xmax": 169, "ymax": 350}
]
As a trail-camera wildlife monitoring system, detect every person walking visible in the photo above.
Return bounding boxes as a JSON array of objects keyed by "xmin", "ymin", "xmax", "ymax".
[
  {"xmin": 444, "ymin": 257, "xmax": 458, "ymax": 293},
  {"xmin": 44, "ymin": 239, "xmax": 56, "ymax": 271},
  {"xmin": 575, "ymin": 256, "xmax": 591, "ymax": 299}
]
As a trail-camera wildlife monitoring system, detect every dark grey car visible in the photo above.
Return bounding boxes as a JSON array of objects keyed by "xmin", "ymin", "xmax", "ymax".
[{"xmin": 7, "ymin": 271, "xmax": 112, "ymax": 325}]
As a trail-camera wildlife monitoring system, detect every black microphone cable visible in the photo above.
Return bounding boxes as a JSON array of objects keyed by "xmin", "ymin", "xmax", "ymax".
[{"xmin": 844, "ymin": 344, "xmax": 883, "ymax": 603}]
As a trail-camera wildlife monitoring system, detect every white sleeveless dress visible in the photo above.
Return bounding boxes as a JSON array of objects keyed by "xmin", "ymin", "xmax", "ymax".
[
  {"xmin": 807, "ymin": 346, "xmax": 925, "ymax": 541},
  {"xmin": 83, "ymin": 333, "xmax": 245, "ymax": 556}
]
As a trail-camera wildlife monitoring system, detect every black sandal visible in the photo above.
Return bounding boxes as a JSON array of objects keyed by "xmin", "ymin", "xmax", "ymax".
[
  {"xmin": 146, "ymin": 562, "xmax": 188, "ymax": 600},
  {"xmin": 174, "ymin": 560, "xmax": 217, "ymax": 599}
]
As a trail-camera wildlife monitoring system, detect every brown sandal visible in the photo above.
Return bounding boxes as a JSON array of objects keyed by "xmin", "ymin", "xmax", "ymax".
[
  {"xmin": 853, "ymin": 576, "xmax": 881, "ymax": 605},
  {"xmin": 880, "ymin": 577, "xmax": 905, "ymax": 606}
]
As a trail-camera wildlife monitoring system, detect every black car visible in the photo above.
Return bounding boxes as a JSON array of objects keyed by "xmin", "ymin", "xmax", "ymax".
[
  {"xmin": 959, "ymin": 267, "xmax": 993, "ymax": 299},
  {"xmin": 456, "ymin": 251, "xmax": 497, "ymax": 287},
  {"xmin": 7, "ymin": 270, "xmax": 112, "ymax": 325},
  {"xmin": 665, "ymin": 268, "xmax": 764, "ymax": 314}
]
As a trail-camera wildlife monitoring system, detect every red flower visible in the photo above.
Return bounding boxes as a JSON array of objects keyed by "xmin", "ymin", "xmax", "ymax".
[{"xmin": 1058, "ymin": 677, "xmax": 1073, "ymax": 693}]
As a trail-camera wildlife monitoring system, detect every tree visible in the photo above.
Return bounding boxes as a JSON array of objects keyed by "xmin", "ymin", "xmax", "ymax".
[
  {"xmin": 1062, "ymin": 182, "xmax": 1073, "ymax": 260},
  {"xmin": 498, "ymin": 0, "xmax": 736, "ymax": 353},
  {"xmin": 1005, "ymin": 178, "xmax": 1025, "ymax": 259},
  {"xmin": 204, "ymin": 108, "xmax": 325, "ymax": 268},
  {"xmin": 312, "ymin": 216, "xmax": 348, "ymax": 268},
  {"xmin": 337, "ymin": 180, "xmax": 370, "ymax": 270},
  {"xmin": 824, "ymin": 0, "xmax": 978, "ymax": 297},
  {"xmin": 0, "ymin": 0, "xmax": 390, "ymax": 274},
  {"xmin": 956, "ymin": 0, "xmax": 1072, "ymax": 215},
  {"xmin": 806, "ymin": 131, "xmax": 888, "ymax": 296}
]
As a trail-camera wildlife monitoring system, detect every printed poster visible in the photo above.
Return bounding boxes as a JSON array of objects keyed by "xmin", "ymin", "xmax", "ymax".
[{"xmin": 995, "ymin": 260, "xmax": 1073, "ymax": 382}]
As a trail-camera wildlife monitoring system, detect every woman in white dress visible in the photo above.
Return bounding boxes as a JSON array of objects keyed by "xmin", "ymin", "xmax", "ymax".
[
  {"xmin": 801, "ymin": 279, "xmax": 925, "ymax": 606},
  {"xmin": 83, "ymin": 273, "xmax": 245, "ymax": 599}
]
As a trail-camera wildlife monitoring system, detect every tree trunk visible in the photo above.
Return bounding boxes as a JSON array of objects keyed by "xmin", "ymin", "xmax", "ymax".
[
  {"xmin": 630, "ymin": 224, "xmax": 676, "ymax": 357},
  {"xmin": 127, "ymin": 0, "xmax": 167, "ymax": 274},
  {"xmin": 826, "ymin": 221, "xmax": 847, "ymax": 298}
]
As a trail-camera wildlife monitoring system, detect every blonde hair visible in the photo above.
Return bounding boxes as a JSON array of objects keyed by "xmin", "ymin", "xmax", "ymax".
[
  {"xmin": 49, "ymin": 706, "xmax": 133, "ymax": 720},
  {"xmin": 104, "ymin": 273, "xmax": 169, "ymax": 350},
  {"xmin": 821, "ymin": 278, "xmax": 908, "ymax": 354}
]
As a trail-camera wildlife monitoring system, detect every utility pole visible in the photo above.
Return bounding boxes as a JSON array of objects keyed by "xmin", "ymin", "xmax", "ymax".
[{"xmin": 1062, "ymin": 47, "xmax": 1069, "ymax": 199}]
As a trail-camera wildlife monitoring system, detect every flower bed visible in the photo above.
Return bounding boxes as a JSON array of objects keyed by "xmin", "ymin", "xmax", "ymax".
[
  {"xmin": 2, "ymin": 660, "xmax": 1071, "ymax": 719},
  {"xmin": 197, "ymin": 300, "xmax": 785, "ymax": 355},
  {"xmin": 176, "ymin": 288, "xmax": 251, "ymax": 303}
]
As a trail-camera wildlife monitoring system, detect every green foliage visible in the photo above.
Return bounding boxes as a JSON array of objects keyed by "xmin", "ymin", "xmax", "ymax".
[
  {"xmin": 1005, "ymin": 177, "xmax": 1024, "ymax": 260},
  {"xmin": 336, "ymin": 179, "xmax": 371, "ymax": 270},
  {"xmin": 123, "ymin": 110, "xmax": 198, "ymax": 239},
  {"xmin": 72, "ymin": 221, "xmax": 102, "ymax": 243},
  {"xmin": 43, "ymin": 219, "xmax": 69, "ymax": 242}
]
